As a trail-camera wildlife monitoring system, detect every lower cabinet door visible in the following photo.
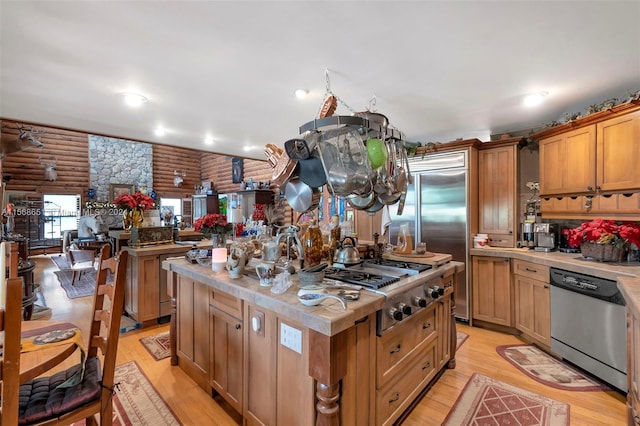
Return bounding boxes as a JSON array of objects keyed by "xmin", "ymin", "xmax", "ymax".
[{"xmin": 210, "ymin": 305, "xmax": 243, "ymax": 413}]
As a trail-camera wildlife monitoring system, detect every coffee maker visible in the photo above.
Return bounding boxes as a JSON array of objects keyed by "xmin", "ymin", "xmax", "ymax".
[
  {"xmin": 520, "ymin": 222, "xmax": 536, "ymax": 248},
  {"xmin": 533, "ymin": 223, "xmax": 557, "ymax": 252}
]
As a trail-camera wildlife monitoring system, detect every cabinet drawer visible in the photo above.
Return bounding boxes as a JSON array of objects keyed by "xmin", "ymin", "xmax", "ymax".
[
  {"xmin": 415, "ymin": 307, "xmax": 437, "ymax": 345},
  {"xmin": 488, "ymin": 234, "xmax": 515, "ymax": 248},
  {"xmin": 376, "ymin": 342, "xmax": 437, "ymax": 426},
  {"xmin": 377, "ymin": 323, "xmax": 417, "ymax": 386},
  {"xmin": 513, "ymin": 259, "xmax": 549, "ymax": 282},
  {"xmin": 210, "ymin": 289, "xmax": 242, "ymax": 319}
]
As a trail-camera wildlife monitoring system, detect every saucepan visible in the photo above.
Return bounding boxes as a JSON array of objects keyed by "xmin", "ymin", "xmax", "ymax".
[{"xmin": 284, "ymin": 177, "xmax": 321, "ymax": 212}]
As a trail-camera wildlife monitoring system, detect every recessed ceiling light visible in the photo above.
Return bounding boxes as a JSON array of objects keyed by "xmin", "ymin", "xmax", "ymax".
[
  {"xmin": 523, "ymin": 91, "xmax": 549, "ymax": 107},
  {"xmin": 154, "ymin": 127, "xmax": 166, "ymax": 136},
  {"xmin": 295, "ymin": 89, "xmax": 309, "ymax": 99},
  {"xmin": 121, "ymin": 92, "xmax": 148, "ymax": 107},
  {"xmin": 204, "ymin": 135, "xmax": 214, "ymax": 145}
]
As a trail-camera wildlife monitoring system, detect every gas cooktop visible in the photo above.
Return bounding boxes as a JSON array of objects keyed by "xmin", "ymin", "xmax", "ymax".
[
  {"xmin": 362, "ymin": 259, "xmax": 433, "ymax": 274},
  {"xmin": 323, "ymin": 267, "xmax": 400, "ymax": 290}
]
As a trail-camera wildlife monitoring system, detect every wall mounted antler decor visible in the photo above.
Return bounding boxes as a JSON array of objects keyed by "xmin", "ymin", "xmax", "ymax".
[
  {"xmin": 40, "ymin": 156, "xmax": 58, "ymax": 181},
  {"xmin": 0, "ymin": 126, "xmax": 45, "ymax": 158}
]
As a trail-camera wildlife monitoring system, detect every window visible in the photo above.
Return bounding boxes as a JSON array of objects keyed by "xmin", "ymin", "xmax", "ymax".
[
  {"xmin": 159, "ymin": 197, "xmax": 182, "ymax": 224},
  {"xmin": 43, "ymin": 194, "xmax": 81, "ymax": 240}
]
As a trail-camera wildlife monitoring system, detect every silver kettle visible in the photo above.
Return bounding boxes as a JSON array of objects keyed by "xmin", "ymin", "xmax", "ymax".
[{"xmin": 333, "ymin": 236, "xmax": 361, "ymax": 266}]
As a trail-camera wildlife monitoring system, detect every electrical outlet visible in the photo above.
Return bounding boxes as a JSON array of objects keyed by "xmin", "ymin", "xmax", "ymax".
[{"xmin": 280, "ymin": 322, "xmax": 302, "ymax": 354}]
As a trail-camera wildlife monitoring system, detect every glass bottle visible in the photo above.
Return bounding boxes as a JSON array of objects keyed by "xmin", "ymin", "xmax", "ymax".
[
  {"xmin": 303, "ymin": 219, "xmax": 323, "ymax": 268},
  {"xmin": 396, "ymin": 223, "xmax": 413, "ymax": 254}
]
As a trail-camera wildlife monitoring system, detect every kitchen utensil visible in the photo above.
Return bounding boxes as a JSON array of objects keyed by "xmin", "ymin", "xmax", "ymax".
[
  {"xmin": 337, "ymin": 290, "xmax": 360, "ymax": 301},
  {"xmin": 346, "ymin": 190, "xmax": 377, "ymax": 210},
  {"xmin": 284, "ymin": 138, "xmax": 312, "ymax": 160},
  {"xmin": 272, "ymin": 147, "xmax": 299, "ymax": 187},
  {"xmin": 255, "ymin": 262, "xmax": 276, "ymax": 286},
  {"xmin": 366, "ymin": 137, "xmax": 387, "ymax": 169},
  {"xmin": 365, "ymin": 196, "xmax": 385, "ymax": 214},
  {"xmin": 319, "ymin": 95, "xmax": 337, "ymax": 118},
  {"xmin": 334, "ymin": 236, "xmax": 361, "ymax": 266},
  {"xmin": 284, "ymin": 178, "xmax": 320, "ymax": 212},
  {"xmin": 298, "ymin": 293, "xmax": 347, "ymax": 309}
]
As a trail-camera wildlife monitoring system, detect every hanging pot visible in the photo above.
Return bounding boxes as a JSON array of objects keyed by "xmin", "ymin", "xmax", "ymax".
[
  {"xmin": 346, "ymin": 190, "xmax": 377, "ymax": 210},
  {"xmin": 284, "ymin": 178, "xmax": 320, "ymax": 212}
]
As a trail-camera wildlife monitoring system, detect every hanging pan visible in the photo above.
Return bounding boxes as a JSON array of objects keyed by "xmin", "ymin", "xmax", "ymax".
[{"xmin": 284, "ymin": 177, "xmax": 321, "ymax": 212}]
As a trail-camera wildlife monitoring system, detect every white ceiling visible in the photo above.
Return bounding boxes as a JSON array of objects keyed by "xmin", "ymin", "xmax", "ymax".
[{"xmin": 1, "ymin": 1, "xmax": 639, "ymax": 161}]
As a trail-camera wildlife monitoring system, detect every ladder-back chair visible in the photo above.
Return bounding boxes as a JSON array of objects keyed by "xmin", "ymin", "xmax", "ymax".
[{"xmin": 18, "ymin": 245, "xmax": 128, "ymax": 425}]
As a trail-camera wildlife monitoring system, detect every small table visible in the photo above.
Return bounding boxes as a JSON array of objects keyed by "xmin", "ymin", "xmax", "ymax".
[
  {"xmin": 19, "ymin": 321, "xmax": 82, "ymax": 382},
  {"xmin": 77, "ymin": 240, "xmax": 113, "ymax": 257}
]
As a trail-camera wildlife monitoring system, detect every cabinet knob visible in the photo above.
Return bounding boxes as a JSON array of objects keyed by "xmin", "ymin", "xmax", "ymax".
[
  {"xmin": 388, "ymin": 392, "xmax": 400, "ymax": 403},
  {"xmin": 422, "ymin": 361, "xmax": 431, "ymax": 370},
  {"xmin": 235, "ymin": 323, "xmax": 241, "ymax": 330},
  {"xmin": 587, "ymin": 186, "xmax": 594, "ymax": 191},
  {"xmin": 390, "ymin": 344, "xmax": 401, "ymax": 354}
]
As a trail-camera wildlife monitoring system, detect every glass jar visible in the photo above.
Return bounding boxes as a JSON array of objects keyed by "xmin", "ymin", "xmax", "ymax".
[{"xmin": 303, "ymin": 220, "xmax": 323, "ymax": 268}]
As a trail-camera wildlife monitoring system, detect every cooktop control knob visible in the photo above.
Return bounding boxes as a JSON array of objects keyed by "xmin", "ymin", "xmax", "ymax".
[
  {"xmin": 414, "ymin": 296, "xmax": 427, "ymax": 308},
  {"xmin": 428, "ymin": 288, "xmax": 440, "ymax": 299},
  {"xmin": 399, "ymin": 303, "xmax": 412, "ymax": 316},
  {"xmin": 436, "ymin": 286, "xmax": 444, "ymax": 296},
  {"xmin": 388, "ymin": 307, "xmax": 403, "ymax": 321}
]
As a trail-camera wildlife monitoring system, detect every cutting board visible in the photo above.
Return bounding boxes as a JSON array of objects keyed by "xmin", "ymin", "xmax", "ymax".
[{"xmin": 383, "ymin": 251, "xmax": 453, "ymax": 267}]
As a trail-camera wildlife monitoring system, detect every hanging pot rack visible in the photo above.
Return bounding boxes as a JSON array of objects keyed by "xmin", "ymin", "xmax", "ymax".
[{"xmin": 298, "ymin": 115, "xmax": 403, "ymax": 141}]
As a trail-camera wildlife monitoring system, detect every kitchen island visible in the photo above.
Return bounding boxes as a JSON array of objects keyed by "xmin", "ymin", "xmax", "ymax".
[
  {"xmin": 162, "ymin": 257, "xmax": 462, "ymax": 425},
  {"xmin": 121, "ymin": 241, "xmax": 211, "ymax": 325}
]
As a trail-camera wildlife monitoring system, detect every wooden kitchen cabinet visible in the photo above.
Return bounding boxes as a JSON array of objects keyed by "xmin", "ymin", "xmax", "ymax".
[
  {"xmin": 243, "ymin": 303, "xmax": 314, "ymax": 426},
  {"xmin": 478, "ymin": 140, "xmax": 518, "ymax": 247},
  {"xmin": 376, "ymin": 303, "xmax": 440, "ymax": 426},
  {"xmin": 209, "ymin": 290, "xmax": 243, "ymax": 413},
  {"xmin": 627, "ymin": 308, "xmax": 640, "ymax": 425},
  {"xmin": 513, "ymin": 259, "xmax": 550, "ymax": 347},
  {"xmin": 541, "ymin": 192, "xmax": 640, "ymax": 221},
  {"xmin": 176, "ymin": 275, "xmax": 210, "ymax": 391},
  {"xmin": 539, "ymin": 125, "xmax": 596, "ymax": 196},
  {"xmin": 538, "ymin": 105, "xmax": 640, "ymax": 197},
  {"xmin": 596, "ymin": 109, "xmax": 640, "ymax": 193},
  {"xmin": 472, "ymin": 256, "xmax": 512, "ymax": 326}
]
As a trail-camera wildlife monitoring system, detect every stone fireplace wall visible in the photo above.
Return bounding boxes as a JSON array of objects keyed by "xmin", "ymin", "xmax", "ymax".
[{"xmin": 89, "ymin": 135, "xmax": 153, "ymax": 201}]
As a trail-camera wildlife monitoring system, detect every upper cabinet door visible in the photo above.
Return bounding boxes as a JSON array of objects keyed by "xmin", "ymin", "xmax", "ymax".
[
  {"xmin": 539, "ymin": 125, "xmax": 596, "ymax": 196},
  {"xmin": 597, "ymin": 110, "xmax": 640, "ymax": 192},
  {"xmin": 478, "ymin": 144, "xmax": 516, "ymax": 241}
]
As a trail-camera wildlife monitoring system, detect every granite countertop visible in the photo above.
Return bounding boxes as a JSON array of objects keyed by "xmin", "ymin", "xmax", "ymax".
[
  {"xmin": 470, "ymin": 247, "xmax": 640, "ymax": 317},
  {"xmin": 123, "ymin": 240, "xmax": 212, "ymax": 256},
  {"xmin": 163, "ymin": 258, "xmax": 459, "ymax": 336}
]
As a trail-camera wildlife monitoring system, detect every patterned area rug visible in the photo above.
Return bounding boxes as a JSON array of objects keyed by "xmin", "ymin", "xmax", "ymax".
[
  {"xmin": 73, "ymin": 360, "xmax": 181, "ymax": 425},
  {"xmin": 497, "ymin": 344, "xmax": 610, "ymax": 391},
  {"xmin": 54, "ymin": 269, "xmax": 96, "ymax": 299},
  {"xmin": 140, "ymin": 331, "xmax": 171, "ymax": 361},
  {"xmin": 457, "ymin": 331, "xmax": 469, "ymax": 349},
  {"xmin": 51, "ymin": 255, "xmax": 72, "ymax": 270},
  {"xmin": 443, "ymin": 373, "xmax": 570, "ymax": 426}
]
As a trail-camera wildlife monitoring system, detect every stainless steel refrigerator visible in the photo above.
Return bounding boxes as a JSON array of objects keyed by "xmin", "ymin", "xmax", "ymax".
[{"xmin": 388, "ymin": 150, "xmax": 470, "ymax": 321}]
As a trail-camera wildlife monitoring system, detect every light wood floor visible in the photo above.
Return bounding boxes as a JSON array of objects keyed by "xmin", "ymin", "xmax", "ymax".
[{"xmin": 30, "ymin": 253, "xmax": 627, "ymax": 425}]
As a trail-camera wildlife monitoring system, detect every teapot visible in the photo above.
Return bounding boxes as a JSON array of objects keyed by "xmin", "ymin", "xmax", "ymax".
[{"xmin": 333, "ymin": 236, "xmax": 361, "ymax": 266}]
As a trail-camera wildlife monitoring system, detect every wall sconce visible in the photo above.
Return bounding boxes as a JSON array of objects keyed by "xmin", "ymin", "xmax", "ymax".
[{"xmin": 173, "ymin": 170, "xmax": 186, "ymax": 187}]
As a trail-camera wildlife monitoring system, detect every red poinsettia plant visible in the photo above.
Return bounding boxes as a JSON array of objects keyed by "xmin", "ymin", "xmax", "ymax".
[
  {"xmin": 567, "ymin": 219, "xmax": 640, "ymax": 249},
  {"xmin": 194, "ymin": 213, "xmax": 233, "ymax": 237},
  {"xmin": 113, "ymin": 192, "xmax": 156, "ymax": 211}
]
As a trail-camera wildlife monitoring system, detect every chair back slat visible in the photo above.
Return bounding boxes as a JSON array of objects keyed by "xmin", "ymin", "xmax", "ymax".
[{"xmin": 1, "ymin": 270, "xmax": 23, "ymax": 424}]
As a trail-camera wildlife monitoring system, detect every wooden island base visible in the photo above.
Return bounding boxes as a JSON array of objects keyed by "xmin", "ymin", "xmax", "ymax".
[{"xmin": 164, "ymin": 258, "xmax": 462, "ymax": 425}]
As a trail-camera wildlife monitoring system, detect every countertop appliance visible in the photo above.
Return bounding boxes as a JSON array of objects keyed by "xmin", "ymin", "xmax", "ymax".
[
  {"xmin": 549, "ymin": 267, "xmax": 627, "ymax": 392},
  {"xmin": 387, "ymin": 150, "xmax": 470, "ymax": 321},
  {"xmin": 534, "ymin": 223, "xmax": 557, "ymax": 252},
  {"xmin": 323, "ymin": 259, "xmax": 444, "ymax": 335}
]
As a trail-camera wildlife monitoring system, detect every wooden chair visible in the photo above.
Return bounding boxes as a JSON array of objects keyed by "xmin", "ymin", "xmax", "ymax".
[
  {"xmin": 18, "ymin": 245, "xmax": 129, "ymax": 425},
  {"xmin": 1, "ymin": 242, "xmax": 23, "ymax": 425},
  {"xmin": 66, "ymin": 247, "xmax": 97, "ymax": 286}
]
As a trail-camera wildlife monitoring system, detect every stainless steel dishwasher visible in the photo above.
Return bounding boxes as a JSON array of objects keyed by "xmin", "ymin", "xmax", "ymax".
[{"xmin": 549, "ymin": 268, "xmax": 627, "ymax": 392}]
